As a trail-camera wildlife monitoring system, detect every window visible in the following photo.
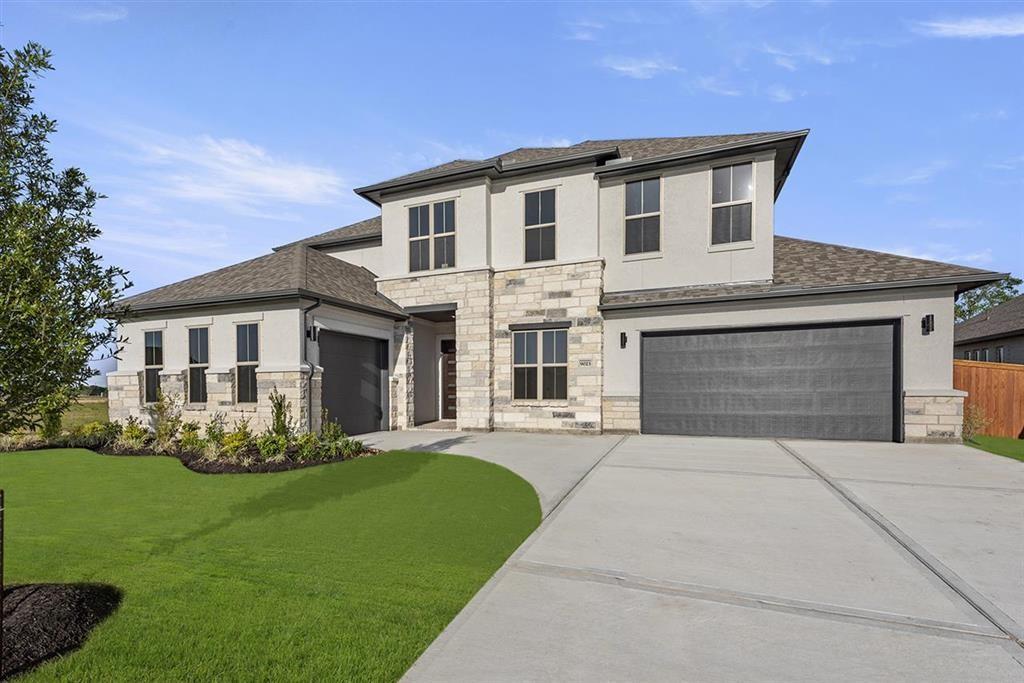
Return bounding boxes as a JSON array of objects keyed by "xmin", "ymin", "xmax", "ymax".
[
  {"xmin": 409, "ymin": 200, "xmax": 455, "ymax": 272},
  {"xmin": 981, "ymin": 348, "xmax": 990, "ymax": 362},
  {"xmin": 524, "ymin": 189, "xmax": 556, "ymax": 262},
  {"xmin": 996, "ymin": 346, "xmax": 1005, "ymax": 363},
  {"xmin": 625, "ymin": 178, "xmax": 661, "ymax": 254},
  {"xmin": 236, "ymin": 323, "xmax": 259, "ymax": 403},
  {"xmin": 711, "ymin": 162, "xmax": 753, "ymax": 245},
  {"xmin": 144, "ymin": 331, "xmax": 163, "ymax": 403},
  {"xmin": 188, "ymin": 327, "xmax": 209, "ymax": 403},
  {"xmin": 512, "ymin": 329, "xmax": 567, "ymax": 400}
]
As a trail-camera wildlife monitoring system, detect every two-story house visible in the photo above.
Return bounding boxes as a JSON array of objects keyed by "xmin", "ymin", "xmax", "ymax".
[{"xmin": 110, "ymin": 130, "xmax": 1004, "ymax": 442}]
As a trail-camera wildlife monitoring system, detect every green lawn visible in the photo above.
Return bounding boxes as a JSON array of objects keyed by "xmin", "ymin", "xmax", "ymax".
[
  {"xmin": 60, "ymin": 398, "xmax": 109, "ymax": 431},
  {"xmin": 1, "ymin": 449, "xmax": 540, "ymax": 681},
  {"xmin": 967, "ymin": 435, "xmax": 1024, "ymax": 463}
]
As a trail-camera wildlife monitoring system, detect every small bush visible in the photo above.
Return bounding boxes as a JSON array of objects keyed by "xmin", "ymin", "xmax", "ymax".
[
  {"xmin": 205, "ymin": 412, "xmax": 227, "ymax": 446},
  {"xmin": 269, "ymin": 388, "xmax": 295, "ymax": 438},
  {"xmin": 179, "ymin": 421, "xmax": 206, "ymax": 454},
  {"xmin": 295, "ymin": 432, "xmax": 322, "ymax": 462},
  {"xmin": 962, "ymin": 404, "xmax": 991, "ymax": 442},
  {"xmin": 145, "ymin": 391, "xmax": 182, "ymax": 452},
  {"xmin": 256, "ymin": 433, "xmax": 288, "ymax": 461},
  {"xmin": 221, "ymin": 420, "xmax": 254, "ymax": 460},
  {"xmin": 64, "ymin": 421, "xmax": 120, "ymax": 449},
  {"xmin": 40, "ymin": 409, "xmax": 62, "ymax": 440},
  {"xmin": 341, "ymin": 438, "xmax": 365, "ymax": 458},
  {"xmin": 0, "ymin": 433, "xmax": 45, "ymax": 451},
  {"xmin": 112, "ymin": 416, "xmax": 151, "ymax": 453}
]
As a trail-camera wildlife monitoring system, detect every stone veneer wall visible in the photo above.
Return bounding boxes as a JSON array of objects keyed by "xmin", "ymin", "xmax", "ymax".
[
  {"xmin": 602, "ymin": 395, "xmax": 640, "ymax": 433},
  {"xmin": 903, "ymin": 390, "xmax": 965, "ymax": 443},
  {"xmin": 107, "ymin": 367, "xmax": 320, "ymax": 433},
  {"xmin": 492, "ymin": 259, "xmax": 604, "ymax": 433},
  {"xmin": 378, "ymin": 270, "xmax": 494, "ymax": 431}
]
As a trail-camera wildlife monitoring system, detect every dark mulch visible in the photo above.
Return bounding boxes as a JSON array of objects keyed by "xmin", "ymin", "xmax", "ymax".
[
  {"xmin": 1, "ymin": 583, "xmax": 122, "ymax": 680},
  {"xmin": 92, "ymin": 447, "xmax": 380, "ymax": 474}
]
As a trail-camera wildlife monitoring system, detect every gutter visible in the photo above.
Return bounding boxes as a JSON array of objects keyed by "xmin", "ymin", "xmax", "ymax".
[
  {"xmin": 121, "ymin": 289, "xmax": 408, "ymax": 320},
  {"xmin": 301, "ymin": 298, "xmax": 322, "ymax": 433},
  {"xmin": 599, "ymin": 272, "xmax": 1008, "ymax": 312}
]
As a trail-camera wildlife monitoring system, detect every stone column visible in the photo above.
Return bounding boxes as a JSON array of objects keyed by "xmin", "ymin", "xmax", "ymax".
[
  {"xmin": 390, "ymin": 321, "xmax": 415, "ymax": 429},
  {"xmin": 904, "ymin": 389, "xmax": 966, "ymax": 442}
]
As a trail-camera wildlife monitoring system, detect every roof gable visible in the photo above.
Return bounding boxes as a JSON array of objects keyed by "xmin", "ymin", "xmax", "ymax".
[{"xmin": 955, "ymin": 294, "xmax": 1024, "ymax": 343}]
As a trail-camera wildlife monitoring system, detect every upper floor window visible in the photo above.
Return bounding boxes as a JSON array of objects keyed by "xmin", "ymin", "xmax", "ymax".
[
  {"xmin": 524, "ymin": 189, "xmax": 556, "ymax": 262},
  {"xmin": 711, "ymin": 162, "xmax": 753, "ymax": 245},
  {"xmin": 513, "ymin": 329, "xmax": 567, "ymax": 400},
  {"xmin": 188, "ymin": 327, "xmax": 209, "ymax": 403},
  {"xmin": 236, "ymin": 323, "xmax": 259, "ymax": 403},
  {"xmin": 144, "ymin": 331, "xmax": 163, "ymax": 403},
  {"xmin": 409, "ymin": 200, "xmax": 456, "ymax": 272},
  {"xmin": 625, "ymin": 178, "xmax": 661, "ymax": 255}
]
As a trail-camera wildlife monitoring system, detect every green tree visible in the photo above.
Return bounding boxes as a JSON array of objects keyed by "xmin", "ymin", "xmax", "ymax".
[
  {"xmin": 0, "ymin": 43, "xmax": 130, "ymax": 433},
  {"xmin": 955, "ymin": 275, "xmax": 1022, "ymax": 323}
]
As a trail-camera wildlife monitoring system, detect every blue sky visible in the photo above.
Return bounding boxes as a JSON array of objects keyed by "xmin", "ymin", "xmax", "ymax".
[{"xmin": 5, "ymin": 1, "xmax": 1023, "ymax": 291}]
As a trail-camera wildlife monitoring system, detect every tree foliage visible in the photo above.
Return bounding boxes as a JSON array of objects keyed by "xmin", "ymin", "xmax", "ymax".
[
  {"xmin": 0, "ymin": 42, "xmax": 130, "ymax": 433},
  {"xmin": 955, "ymin": 275, "xmax": 1022, "ymax": 323}
]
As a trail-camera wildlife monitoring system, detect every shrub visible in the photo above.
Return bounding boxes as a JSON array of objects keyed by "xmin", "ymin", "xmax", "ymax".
[
  {"xmin": 0, "ymin": 433, "xmax": 45, "ymax": 451},
  {"xmin": 962, "ymin": 404, "xmax": 991, "ymax": 442},
  {"xmin": 40, "ymin": 408, "xmax": 62, "ymax": 440},
  {"xmin": 221, "ymin": 420, "xmax": 254, "ymax": 460},
  {"xmin": 112, "ymin": 416, "xmax": 151, "ymax": 453},
  {"xmin": 269, "ymin": 388, "xmax": 295, "ymax": 438},
  {"xmin": 64, "ymin": 421, "xmax": 120, "ymax": 449},
  {"xmin": 204, "ymin": 412, "xmax": 227, "ymax": 446},
  {"xmin": 295, "ymin": 432, "xmax": 322, "ymax": 462},
  {"xmin": 340, "ymin": 438, "xmax": 365, "ymax": 459},
  {"xmin": 179, "ymin": 421, "xmax": 206, "ymax": 454},
  {"xmin": 256, "ymin": 433, "xmax": 288, "ymax": 461},
  {"xmin": 145, "ymin": 391, "xmax": 182, "ymax": 452}
]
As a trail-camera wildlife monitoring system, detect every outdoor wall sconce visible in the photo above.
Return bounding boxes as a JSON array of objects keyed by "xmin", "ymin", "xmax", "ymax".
[
  {"xmin": 620, "ymin": 332, "xmax": 627, "ymax": 349},
  {"xmin": 921, "ymin": 314, "xmax": 934, "ymax": 336}
]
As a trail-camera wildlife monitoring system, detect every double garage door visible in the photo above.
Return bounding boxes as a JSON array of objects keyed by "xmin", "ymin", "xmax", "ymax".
[
  {"xmin": 641, "ymin": 321, "xmax": 900, "ymax": 442},
  {"xmin": 319, "ymin": 331, "xmax": 387, "ymax": 436}
]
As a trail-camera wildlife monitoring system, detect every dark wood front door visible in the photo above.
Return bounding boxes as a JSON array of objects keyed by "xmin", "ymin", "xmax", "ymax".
[{"xmin": 441, "ymin": 339, "xmax": 457, "ymax": 419}]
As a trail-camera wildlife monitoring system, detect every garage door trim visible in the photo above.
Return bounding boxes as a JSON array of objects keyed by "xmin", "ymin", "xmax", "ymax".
[{"xmin": 639, "ymin": 318, "xmax": 903, "ymax": 442}]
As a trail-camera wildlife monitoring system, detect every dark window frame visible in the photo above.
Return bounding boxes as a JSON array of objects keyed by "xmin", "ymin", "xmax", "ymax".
[
  {"xmin": 710, "ymin": 162, "xmax": 754, "ymax": 246},
  {"xmin": 524, "ymin": 188, "xmax": 556, "ymax": 263},
  {"xmin": 236, "ymin": 323, "xmax": 259, "ymax": 404},
  {"xmin": 625, "ymin": 177, "xmax": 661, "ymax": 255},
  {"xmin": 188, "ymin": 326, "xmax": 209, "ymax": 403},
  {"xmin": 144, "ymin": 330, "xmax": 163, "ymax": 404},
  {"xmin": 409, "ymin": 199, "xmax": 456, "ymax": 272},
  {"xmin": 512, "ymin": 329, "xmax": 568, "ymax": 401}
]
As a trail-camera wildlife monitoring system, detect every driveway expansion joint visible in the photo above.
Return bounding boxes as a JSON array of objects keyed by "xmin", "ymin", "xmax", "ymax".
[
  {"xmin": 603, "ymin": 463, "xmax": 814, "ymax": 480},
  {"xmin": 775, "ymin": 440, "xmax": 1024, "ymax": 650},
  {"xmin": 511, "ymin": 559, "xmax": 1009, "ymax": 643},
  {"xmin": 834, "ymin": 476, "xmax": 1024, "ymax": 494}
]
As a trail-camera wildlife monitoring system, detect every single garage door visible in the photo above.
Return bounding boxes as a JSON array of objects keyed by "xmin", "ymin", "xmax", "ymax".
[
  {"xmin": 319, "ymin": 330, "xmax": 387, "ymax": 435},
  {"xmin": 641, "ymin": 321, "xmax": 899, "ymax": 441}
]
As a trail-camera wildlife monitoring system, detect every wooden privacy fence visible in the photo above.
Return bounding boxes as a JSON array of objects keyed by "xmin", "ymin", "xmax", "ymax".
[{"xmin": 953, "ymin": 360, "xmax": 1024, "ymax": 438}]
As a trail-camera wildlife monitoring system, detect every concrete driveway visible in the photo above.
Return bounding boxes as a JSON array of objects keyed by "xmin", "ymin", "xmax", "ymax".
[{"xmin": 374, "ymin": 432, "xmax": 1024, "ymax": 681}]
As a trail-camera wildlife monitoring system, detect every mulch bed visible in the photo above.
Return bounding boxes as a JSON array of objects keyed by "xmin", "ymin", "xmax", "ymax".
[
  {"xmin": 92, "ymin": 447, "xmax": 380, "ymax": 474},
  {"xmin": 1, "ymin": 583, "xmax": 122, "ymax": 680}
]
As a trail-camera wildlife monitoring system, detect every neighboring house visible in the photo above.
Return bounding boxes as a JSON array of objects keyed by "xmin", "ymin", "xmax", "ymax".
[
  {"xmin": 110, "ymin": 130, "xmax": 1004, "ymax": 443},
  {"xmin": 954, "ymin": 294, "xmax": 1024, "ymax": 364}
]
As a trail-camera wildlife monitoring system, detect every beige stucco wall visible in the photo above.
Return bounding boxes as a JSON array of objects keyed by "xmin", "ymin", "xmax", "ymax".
[
  {"xmin": 600, "ymin": 152, "xmax": 775, "ymax": 293},
  {"xmin": 321, "ymin": 239, "xmax": 386, "ymax": 276}
]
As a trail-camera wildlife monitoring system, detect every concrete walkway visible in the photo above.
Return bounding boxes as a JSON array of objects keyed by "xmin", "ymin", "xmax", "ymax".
[{"xmin": 392, "ymin": 433, "xmax": 1024, "ymax": 682}]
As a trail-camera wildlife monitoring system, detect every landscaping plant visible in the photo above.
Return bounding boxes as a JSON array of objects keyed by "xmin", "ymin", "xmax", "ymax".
[
  {"xmin": 178, "ymin": 421, "xmax": 205, "ymax": 454},
  {"xmin": 220, "ymin": 420, "xmax": 254, "ymax": 460},
  {"xmin": 112, "ymin": 416, "xmax": 150, "ymax": 452},
  {"xmin": 255, "ymin": 433, "xmax": 288, "ymax": 462},
  {"xmin": 204, "ymin": 412, "xmax": 227, "ymax": 447},
  {"xmin": 144, "ymin": 391, "xmax": 182, "ymax": 453},
  {"xmin": 962, "ymin": 404, "xmax": 992, "ymax": 442},
  {"xmin": 268, "ymin": 387, "xmax": 295, "ymax": 438}
]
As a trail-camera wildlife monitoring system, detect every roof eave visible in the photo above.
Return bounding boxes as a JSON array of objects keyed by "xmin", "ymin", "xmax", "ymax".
[
  {"xmin": 122, "ymin": 289, "xmax": 408, "ymax": 320},
  {"xmin": 273, "ymin": 232, "xmax": 382, "ymax": 252},
  {"xmin": 599, "ymin": 271, "xmax": 1006, "ymax": 312}
]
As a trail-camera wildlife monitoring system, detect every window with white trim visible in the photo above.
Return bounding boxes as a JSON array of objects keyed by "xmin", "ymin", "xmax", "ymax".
[
  {"xmin": 513, "ymin": 329, "xmax": 567, "ymax": 400},
  {"xmin": 711, "ymin": 162, "xmax": 753, "ymax": 245},
  {"xmin": 409, "ymin": 200, "xmax": 456, "ymax": 272},
  {"xmin": 625, "ymin": 178, "xmax": 660, "ymax": 254},
  {"xmin": 144, "ymin": 331, "xmax": 162, "ymax": 403},
  {"xmin": 188, "ymin": 327, "xmax": 209, "ymax": 403},
  {"xmin": 981, "ymin": 348, "xmax": 990, "ymax": 362},
  {"xmin": 524, "ymin": 189, "xmax": 556, "ymax": 262},
  {"xmin": 236, "ymin": 323, "xmax": 259, "ymax": 403},
  {"xmin": 996, "ymin": 346, "xmax": 1005, "ymax": 363}
]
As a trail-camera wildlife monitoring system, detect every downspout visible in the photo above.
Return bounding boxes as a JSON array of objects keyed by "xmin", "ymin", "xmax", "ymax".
[{"xmin": 301, "ymin": 298, "xmax": 322, "ymax": 433}]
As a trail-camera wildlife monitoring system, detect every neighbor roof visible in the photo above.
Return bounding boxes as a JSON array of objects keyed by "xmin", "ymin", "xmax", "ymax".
[
  {"xmin": 120, "ymin": 244, "xmax": 406, "ymax": 318},
  {"xmin": 955, "ymin": 294, "xmax": 1024, "ymax": 344},
  {"xmin": 355, "ymin": 130, "xmax": 808, "ymax": 205},
  {"xmin": 601, "ymin": 237, "xmax": 1005, "ymax": 310}
]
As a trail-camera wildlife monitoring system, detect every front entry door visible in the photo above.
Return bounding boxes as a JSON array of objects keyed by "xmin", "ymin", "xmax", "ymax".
[{"xmin": 441, "ymin": 339, "xmax": 457, "ymax": 419}]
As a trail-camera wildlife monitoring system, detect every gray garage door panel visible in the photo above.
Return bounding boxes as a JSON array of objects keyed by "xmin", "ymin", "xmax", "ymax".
[
  {"xmin": 319, "ymin": 330, "xmax": 386, "ymax": 436},
  {"xmin": 641, "ymin": 323, "xmax": 897, "ymax": 441}
]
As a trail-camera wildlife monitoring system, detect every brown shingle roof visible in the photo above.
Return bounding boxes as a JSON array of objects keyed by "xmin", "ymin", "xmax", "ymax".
[
  {"xmin": 275, "ymin": 215, "xmax": 382, "ymax": 250},
  {"xmin": 374, "ymin": 132, "xmax": 789, "ymax": 187},
  {"xmin": 955, "ymin": 294, "xmax": 1024, "ymax": 343},
  {"xmin": 601, "ymin": 236, "xmax": 1001, "ymax": 308},
  {"xmin": 121, "ymin": 244, "xmax": 405, "ymax": 318}
]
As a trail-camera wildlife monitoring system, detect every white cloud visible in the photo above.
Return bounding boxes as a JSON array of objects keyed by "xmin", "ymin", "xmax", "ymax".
[
  {"xmin": 765, "ymin": 85, "xmax": 795, "ymax": 102},
  {"xmin": 72, "ymin": 5, "xmax": 128, "ymax": 23},
  {"xmin": 860, "ymin": 160, "xmax": 952, "ymax": 186},
  {"xmin": 105, "ymin": 127, "xmax": 345, "ymax": 216},
  {"xmin": 915, "ymin": 14, "xmax": 1024, "ymax": 39},
  {"xmin": 760, "ymin": 43, "xmax": 839, "ymax": 70},
  {"xmin": 987, "ymin": 154, "xmax": 1024, "ymax": 171},
  {"xmin": 694, "ymin": 75, "xmax": 743, "ymax": 97},
  {"xmin": 601, "ymin": 56, "xmax": 681, "ymax": 79},
  {"xmin": 925, "ymin": 217, "xmax": 983, "ymax": 231},
  {"xmin": 565, "ymin": 20, "xmax": 604, "ymax": 41},
  {"xmin": 882, "ymin": 244, "xmax": 993, "ymax": 266},
  {"xmin": 689, "ymin": 0, "xmax": 773, "ymax": 14},
  {"xmin": 967, "ymin": 108, "xmax": 1010, "ymax": 121}
]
